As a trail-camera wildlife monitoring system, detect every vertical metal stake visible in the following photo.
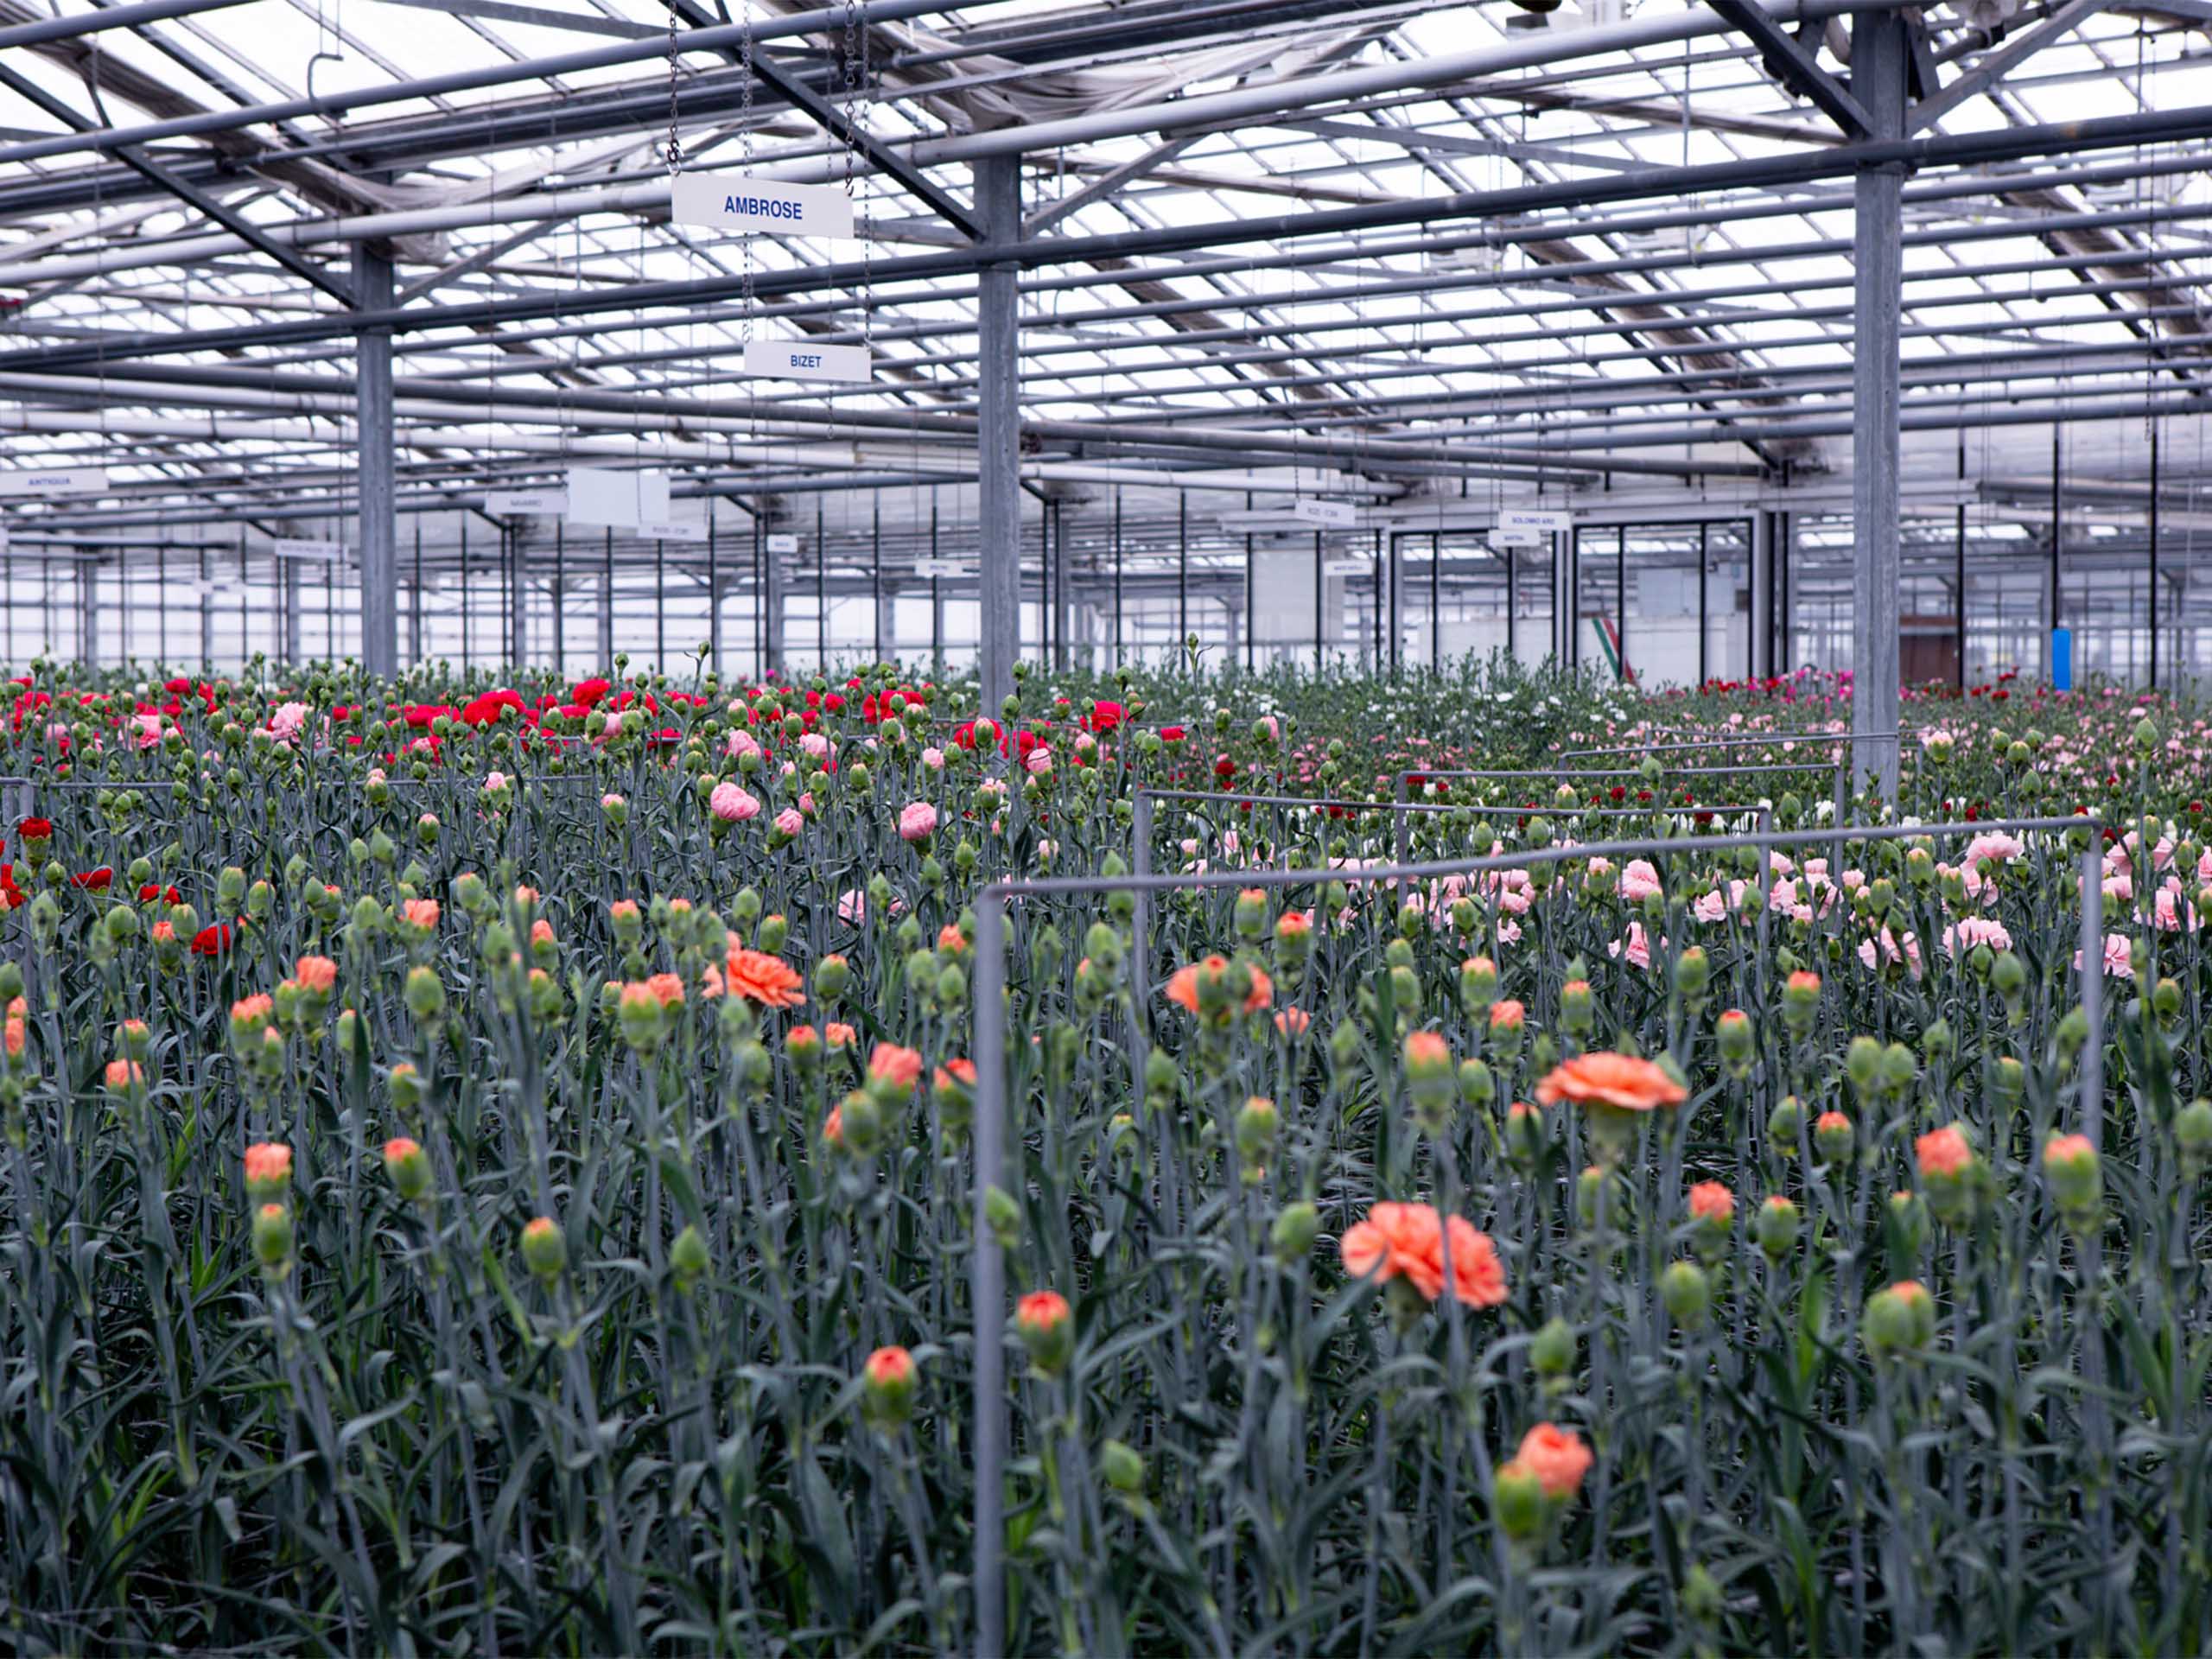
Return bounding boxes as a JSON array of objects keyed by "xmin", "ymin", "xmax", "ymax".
[{"xmin": 970, "ymin": 887, "xmax": 1008, "ymax": 1659}]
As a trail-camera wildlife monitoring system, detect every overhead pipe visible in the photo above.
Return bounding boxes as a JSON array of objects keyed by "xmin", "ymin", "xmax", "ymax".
[
  {"xmin": 7, "ymin": 93, "xmax": 2209, "ymax": 380},
  {"xmin": 6, "ymin": 101, "xmax": 2199, "ymax": 303}
]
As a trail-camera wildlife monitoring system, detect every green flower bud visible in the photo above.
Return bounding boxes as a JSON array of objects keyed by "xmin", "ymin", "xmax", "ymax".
[
  {"xmin": 985, "ymin": 1185, "xmax": 1021, "ymax": 1249},
  {"xmin": 1101, "ymin": 1438, "xmax": 1145, "ymax": 1496},
  {"xmin": 251, "ymin": 1201, "xmax": 294, "ymax": 1273},
  {"xmin": 520, "ymin": 1216, "xmax": 566, "ymax": 1283},
  {"xmin": 1271, "ymin": 1201, "xmax": 1320, "ymax": 1262},
  {"xmin": 404, "ymin": 965, "xmax": 446, "ymax": 1024},
  {"xmin": 1862, "ymin": 1280, "xmax": 1936, "ymax": 1359},
  {"xmin": 1755, "ymin": 1195, "xmax": 1800, "ymax": 1260},
  {"xmin": 1530, "ymin": 1316, "xmax": 1577, "ymax": 1379},
  {"xmin": 1661, "ymin": 1259, "xmax": 1711, "ymax": 1330}
]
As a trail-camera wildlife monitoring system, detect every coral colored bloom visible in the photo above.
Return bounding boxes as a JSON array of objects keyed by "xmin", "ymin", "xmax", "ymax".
[
  {"xmin": 864, "ymin": 1344, "xmax": 914, "ymax": 1388},
  {"xmin": 1916, "ymin": 1123, "xmax": 1973, "ymax": 1178},
  {"xmin": 1015, "ymin": 1290, "xmax": 1071, "ymax": 1334},
  {"xmin": 1404, "ymin": 1029, "xmax": 1450, "ymax": 1067},
  {"xmin": 1274, "ymin": 1007, "xmax": 1312, "ymax": 1036},
  {"xmin": 825, "ymin": 1021, "xmax": 857, "ymax": 1049},
  {"xmin": 1516, "ymin": 1424, "xmax": 1593, "ymax": 1498},
  {"xmin": 293, "ymin": 955, "xmax": 338, "ymax": 995},
  {"xmin": 868, "ymin": 1042, "xmax": 923, "ymax": 1088},
  {"xmin": 1688, "ymin": 1180, "xmax": 1734, "ymax": 1225},
  {"xmin": 1535, "ymin": 1052, "xmax": 1688, "ymax": 1112},
  {"xmin": 1490, "ymin": 999, "xmax": 1525, "ymax": 1031},
  {"xmin": 1163, "ymin": 954, "xmax": 1274, "ymax": 1017},
  {"xmin": 723, "ymin": 945, "xmax": 804, "ymax": 1008},
  {"xmin": 244, "ymin": 1142, "xmax": 292, "ymax": 1189},
  {"xmin": 644, "ymin": 971, "xmax": 686, "ymax": 1007},
  {"xmin": 1339, "ymin": 1201, "xmax": 1508, "ymax": 1306},
  {"xmin": 403, "ymin": 899, "xmax": 441, "ymax": 930}
]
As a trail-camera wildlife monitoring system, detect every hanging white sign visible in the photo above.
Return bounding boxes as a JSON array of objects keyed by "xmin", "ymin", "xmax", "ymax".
[
  {"xmin": 1491, "ymin": 527, "xmax": 1542, "ymax": 549},
  {"xmin": 913, "ymin": 557, "xmax": 970, "ymax": 579},
  {"xmin": 565, "ymin": 466, "xmax": 670, "ymax": 529},
  {"xmin": 1499, "ymin": 506, "xmax": 1573, "ymax": 535},
  {"xmin": 745, "ymin": 339, "xmax": 872, "ymax": 383},
  {"xmin": 274, "ymin": 537, "xmax": 343, "ymax": 562},
  {"xmin": 1322, "ymin": 558, "xmax": 1370, "ymax": 577},
  {"xmin": 765, "ymin": 532, "xmax": 799, "ymax": 555},
  {"xmin": 487, "ymin": 489, "xmax": 567, "ymax": 516},
  {"xmin": 0, "ymin": 467, "xmax": 106, "ymax": 497},
  {"xmin": 1291, "ymin": 499, "xmax": 1357, "ymax": 529},
  {"xmin": 642, "ymin": 521, "xmax": 709, "ymax": 543},
  {"xmin": 671, "ymin": 175, "xmax": 855, "ymax": 240}
]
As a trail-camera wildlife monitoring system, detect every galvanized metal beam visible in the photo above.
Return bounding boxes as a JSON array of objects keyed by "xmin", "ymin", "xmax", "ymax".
[
  {"xmin": 1707, "ymin": 0, "xmax": 1871, "ymax": 134},
  {"xmin": 357, "ymin": 249, "xmax": 400, "ymax": 678},
  {"xmin": 1909, "ymin": 0, "xmax": 2115, "ymax": 132},
  {"xmin": 1023, "ymin": 135, "xmax": 1203, "ymax": 235},
  {"xmin": 976, "ymin": 154, "xmax": 1022, "ymax": 722},
  {"xmin": 4, "ymin": 98, "xmax": 2208, "ymax": 380},
  {"xmin": 0, "ymin": 61, "xmax": 360, "ymax": 305},
  {"xmin": 663, "ymin": 0, "xmax": 984, "ymax": 239},
  {"xmin": 1853, "ymin": 9, "xmax": 1908, "ymax": 801}
]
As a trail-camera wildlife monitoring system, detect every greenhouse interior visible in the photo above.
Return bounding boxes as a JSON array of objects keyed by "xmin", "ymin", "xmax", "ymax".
[
  {"xmin": 8, "ymin": 0, "xmax": 2212, "ymax": 1653},
  {"xmin": 0, "ymin": 0, "xmax": 2203, "ymax": 700}
]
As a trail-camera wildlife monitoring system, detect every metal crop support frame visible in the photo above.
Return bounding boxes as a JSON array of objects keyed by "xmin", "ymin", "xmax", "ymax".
[{"xmin": 968, "ymin": 809, "xmax": 2110, "ymax": 1654}]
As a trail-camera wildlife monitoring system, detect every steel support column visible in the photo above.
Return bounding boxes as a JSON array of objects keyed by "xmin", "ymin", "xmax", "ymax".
[
  {"xmin": 975, "ymin": 153, "xmax": 1022, "ymax": 721},
  {"xmin": 78, "ymin": 558, "xmax": 99, "ymax": 667},
  {"xmin": 356, "ymin": 249, "xmax": 398, "ymax": 678},
  {"xmin": 1851, "ymin": 9, "xmax": 1909, "ymax": 801},
  {"xmin": 280, "ymin": 558, "xmax": 302, "ymax": 663},
  {"xmin": 508, "ymin": 528, "xmax": 529, "ymax": 667},
  {"xmin": 1749, "ymin": 511, "xmax": 1776, "ymax": 679}
]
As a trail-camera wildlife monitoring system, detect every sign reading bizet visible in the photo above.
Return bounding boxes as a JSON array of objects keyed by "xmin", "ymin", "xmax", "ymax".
[
  {"xmin": 744, "ymin": 339, "xmax": 872, "ymax": 384},
  {"xmin": 671, "ymin": 175, "xmax": 855, "ymax": 241}
]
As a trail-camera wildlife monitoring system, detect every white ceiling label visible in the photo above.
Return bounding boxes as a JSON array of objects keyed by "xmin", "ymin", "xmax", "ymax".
[
  {"xmin": 0, "ymin": 467, "xmax": 107, "ymax": 497},
  {"xmin": 1499, "ymin": 506, "xmax": 1573, "ymax": 534},
  {"xmin": 274, "ymin": 538, "xmax": 343, "ymax": 561},
  {"xmin": 1491, "ymin": 527, "xmax": 1542, "ymax": 549},
  {"xmin": 745, "ymin": 339, "xmax": 871, "ymax": 383},
  {"xmin": 766, "ymin": 532, "xmax": 799, "ymax": 555},
  {"xmin": 487, "ymin": 489, "xmax": 567, "ymax": 516},
  {"xmin": 671, "ymin": 175, "xmax": 855, "ymax": 240},
  {"xmin": 913, "ymin": 557, "xmax": 970, "ymax": 579},
  {"xmin": 1291, "ymin": 499, "xmax": 1357, "ymax": 528},
  {"xmin": 566, "ymin": 466, "xmax": 671, "ymax": 529},
  {"xmin": 642, "ymin": 521, "xmax": 708, "ymax": 543}
]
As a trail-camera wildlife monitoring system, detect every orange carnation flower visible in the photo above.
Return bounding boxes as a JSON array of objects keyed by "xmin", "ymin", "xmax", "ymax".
[
  {"xmin": 1339, "ymin": 1200, "xmax": 1507, "ymax": 1307},
  {"xmin": 1162, "ymin": 954, "xmax": 1273, "ymax": 1019},
  {"xmin": 1516, "ymin": 1423, "xmax": 1592, "ymax": 1498},
  {"xmin": 723, "ymin": 945, "xmax": 804, "ymax": 1008},
  {"xmin": 1534, "ymin": 1052, "xmax": 1688, "ymax": 1112}
]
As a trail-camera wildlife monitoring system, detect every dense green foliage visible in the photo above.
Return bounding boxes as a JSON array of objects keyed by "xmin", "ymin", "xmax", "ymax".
[{"xmin": 0, "ymin": 654, "xmax": 2205, "ymax": 1656}]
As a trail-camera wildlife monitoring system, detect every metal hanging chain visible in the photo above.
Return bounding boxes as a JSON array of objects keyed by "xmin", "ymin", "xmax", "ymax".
[
  {"xmin": 664, "ymin": 6, "xmax": 682, "ymax": 176},
  {"xmin": 740, "ymin": 0, "xmax": 754, "ymax": 345},
  {"xmin": 842, "ymin": 0, "xmax": 858, "ymax": 200},
  {"xmin": 849, "ymin": 0, "xmax": 873, "ymax": 358}
]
